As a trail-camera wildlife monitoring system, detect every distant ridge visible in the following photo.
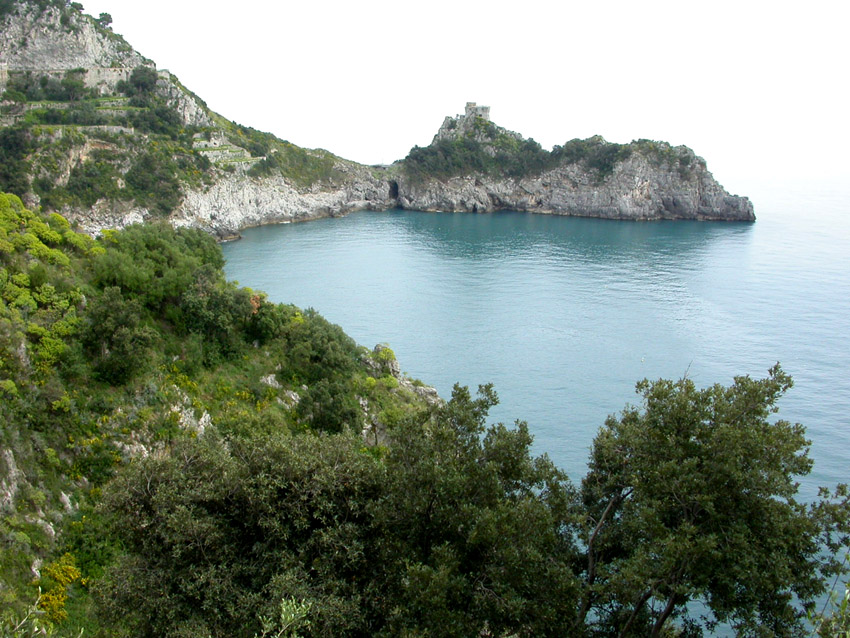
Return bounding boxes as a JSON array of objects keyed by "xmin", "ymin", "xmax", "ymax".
[{"xmin": 0, "ymin": 2, "xmax": 753, "ymax": 238}]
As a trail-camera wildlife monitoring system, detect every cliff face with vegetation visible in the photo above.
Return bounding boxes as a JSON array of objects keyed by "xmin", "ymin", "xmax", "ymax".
[
  {"xmin": 1, "ymin": 2, "xmax": 752, "ymax": 239},
  {"xmin": 395, "ymin": 108, "xmax": 754, "ymax": 221},
  {"xmin": 0, "ymin": 190, "xmax": 439, "ymax": 630},
  {"xmin": 0, "ymin": 0, "xmax": 391, "ymax": 239}
]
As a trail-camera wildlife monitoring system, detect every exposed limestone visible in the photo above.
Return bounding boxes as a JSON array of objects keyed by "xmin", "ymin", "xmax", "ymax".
[
  {"xmin": 157, "ymin": 70, "xmax": 213, "ymax": 128},
  {"xmin": 2, "ymin": 3, "xmax": 754, "ymax": 235},
  {"xmin": 395, "ymin": 150, "xmax": 754, "ymax": 221},
  {"xmin": 170, "ymin": 387, "xmax": 211, "ymax": 436},
  {"xmin": 260, "ymin": 373, "xmax": 282, "ymax": 390},
  {"xmin": 281, "ymin": 390, "xmax": 301, "ymax": 408},
  {"xmin": 0, "ymin": 449, "xmax": 23, "ymax": 512},
  {"xmin": 0, "ymin": 4, "xmax": 145, "ymax": 71},
  {"xmin": 170, "ymin": 163, "xmax": 394, "ymax": 239}
]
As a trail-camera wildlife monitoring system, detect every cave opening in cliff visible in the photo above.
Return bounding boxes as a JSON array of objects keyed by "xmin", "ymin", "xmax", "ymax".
[{"xmin": 389, "ymin": 181, "xmax": 399, "ymax": 200}]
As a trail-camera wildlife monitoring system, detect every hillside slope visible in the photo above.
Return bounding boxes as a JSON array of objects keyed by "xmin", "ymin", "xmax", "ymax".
[
  {"xmin": 0, "ymin": 190, "xmax": 437, "ymax": 629},
  {"xmin": 1, "ymin": 2, "xmax": 752, "ymax": 238},
  {"xmin": 0, "ymin": 0, "xmax": 391, "ymax": 238}
]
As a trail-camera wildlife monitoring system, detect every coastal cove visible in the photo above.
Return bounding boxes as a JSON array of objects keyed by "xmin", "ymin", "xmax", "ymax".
[{"xmin": 222, "ymin": 185, "xmax": 850, "ymax": 497}]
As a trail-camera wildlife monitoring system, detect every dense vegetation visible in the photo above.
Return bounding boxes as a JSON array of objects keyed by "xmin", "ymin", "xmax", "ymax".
[
  {"xmin": 402, "ymin": 115, "xmax": 696, "ymax": 184},
  {"xmin": 0, "ymin": 192, "xmax": 429, "ymax": 634},
  {"xmin": 0, "ymin": 62, "xmax": 214, "ymax": 214},
  {"xmin": 1, "ymin": 191, "xmax": 849, "ymax": 637},
  {"xmin": 403, "ymin": 119, "xmax": 559, "ymax": 181}
]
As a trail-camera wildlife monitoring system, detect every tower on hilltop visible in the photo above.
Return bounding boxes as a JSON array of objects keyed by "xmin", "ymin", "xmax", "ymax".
[{"xmin": 465, "ymin": 102, "xmax": 490, "ymax": 121}]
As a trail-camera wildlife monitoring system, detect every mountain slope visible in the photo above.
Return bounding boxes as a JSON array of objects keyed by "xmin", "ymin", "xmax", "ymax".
[
  {"xmin": 1, "ymin": 1, "xmax": 752, "ymax": 243},
  {"xmin": 0, "ymin": 190, "xmax": 437, "ymax": 628}
]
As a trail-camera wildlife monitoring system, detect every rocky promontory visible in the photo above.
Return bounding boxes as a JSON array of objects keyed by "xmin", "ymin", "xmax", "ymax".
[
  {"xmin": 0, "ymin": 3, "xmax": 753, "ymax": 238},
  {"xmin": 148, "ymin": 104, "xmax": 756, "ymax": 236},
  {"xmin": 390, "ymin": 103, "xmax": 753, "ymax": 222}
]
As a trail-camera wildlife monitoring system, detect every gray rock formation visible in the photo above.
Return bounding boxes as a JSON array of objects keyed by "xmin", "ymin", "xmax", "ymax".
[
  {"xmin": 1, "ymin": 2, "xmax": 753, "ymax": 234},
  {"xmin": 157, "ymin": 70, "xmax": 213, "ymax": 128},
  {"xmin": 394, "ymin": 106, "xmax": 753, "ymax": 222},
  {"xmin": 395, "ymin": 149, "xmax": 754, "ymax": 222},
  {"xmin": 0, "ymin": 4, "xmax": 145, "ymax": 71},
  {"xmin": 172, "ymin": 162, "xmax": 394, "ymax": 239}
]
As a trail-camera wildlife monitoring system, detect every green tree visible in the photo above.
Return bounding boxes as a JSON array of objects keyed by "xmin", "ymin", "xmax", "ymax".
[
  {"xmin": 81, "ymin": 286, "xmax": 155, "ymax": 384},
  {"xmin": 60, "ymin": 71, "xmax": 87, "ymax": 102},
  {"xmin": 0, "ymin": 127, "xmax": 32, "ymax": 197},
  {"xmin": 374, "ymin": 384, "xmax": 581, "ymax": 637},
  {"xmin": 577, "ymin": 365, "xmax": 849, "ymax": 637},
  {"xmin": 94, "ymin": 387, "xmax": 583, "ymax": 637},
  {"xmin": 94, "ymin": 433, "xmax": 386, "ymax": 638},
  {"xmin": 92, "ymin": 222, "xmax": 223, "ymax": 311},
  {"xmin": 179, "ymin": 265, "xmax": 253, "ymax": 364},
  {"xmin": 127, "ymin": 66, "xmax": 158, "ymax": 95}
]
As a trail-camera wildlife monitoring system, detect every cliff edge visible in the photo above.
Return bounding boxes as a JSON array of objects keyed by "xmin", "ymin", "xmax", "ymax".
[
  {"xmin": 0, "ymin": 4, "xmax": 753, "ymax": 236},
  {"xmin": 392, "ymin": 103, "xmax": 754, "ymax": 222}
]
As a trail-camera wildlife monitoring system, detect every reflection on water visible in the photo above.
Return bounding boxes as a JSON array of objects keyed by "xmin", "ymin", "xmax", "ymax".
[
  {"xmin": 381, "ymin": 209, "xmax": 754, "ymax": 265},
  {"xmin": 223, "ymin": 205, "xmax": 850, "ymax": 500}
]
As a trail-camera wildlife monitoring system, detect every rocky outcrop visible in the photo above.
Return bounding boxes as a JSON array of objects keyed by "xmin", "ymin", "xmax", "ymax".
[
  {"xmin": 393, "ymin": 106, "xmax": 753, "ymax": 222},
  {"xmin": 157, "ymin": 71, "xmax": 213, "ymax": 128},
  {"xmin": 0, "ymin": 4, "xmax": 145, "ymax": 71},
  {"xmin": 62, "ymin": 159, "xmax": 395, "ymax": 238},
  {"xmin": 395, "ymin": 150, "xmax": 754, "ymax": 221},
  {"xmin": 170, "ymin": 162, "xmax": 395, "ymax": 239}
]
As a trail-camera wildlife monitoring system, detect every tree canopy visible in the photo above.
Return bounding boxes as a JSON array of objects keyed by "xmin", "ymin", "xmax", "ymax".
[
  {"xmin": 577, "ymin": 365, "xmax": 848, "ymax": 636},
  {"xmin": 0, "ymin": 195, "xmax": 847, "ymax": 637},
  {"xmin": 93, "ymin": 370, "xmax": 850, "ymax": 638}
]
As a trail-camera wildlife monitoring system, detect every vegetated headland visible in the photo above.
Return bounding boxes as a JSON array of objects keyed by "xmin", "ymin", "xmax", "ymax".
[{"xmin": 1, "ymin": 1, "xmax": 753, "ymax": 242}]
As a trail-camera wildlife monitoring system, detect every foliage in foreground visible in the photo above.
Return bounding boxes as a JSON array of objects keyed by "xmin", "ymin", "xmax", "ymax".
[
  {"xmin": 0, "ymin": 193, "xmax": 426, "ymax": 633},
  {"xmin": 1, "ymin": 192, "xmax": 849, "ymax": 637},
  {"xmin": 96, "ymin": 371, "xmax": 850, "ymax": 638}
]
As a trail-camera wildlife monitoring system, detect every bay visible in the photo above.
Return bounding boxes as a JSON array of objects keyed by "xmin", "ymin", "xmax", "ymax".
[{"xmin": 222, "ymin": 185, "xmax": 850, "ymax": 498}]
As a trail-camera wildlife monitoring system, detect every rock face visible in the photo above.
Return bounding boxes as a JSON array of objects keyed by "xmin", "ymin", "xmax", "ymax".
[
  {"xmin": 393, "ymin": 106, "xmax": 754, "ymax": 222},
  {"xmin": 0, "ymin": 4, "xmax": 145, "ymax": 71},
  {"xmin": 157, "ymin": 71, "xmax": 214, "ymax": 128},
  {"xmin": 0, "ymin": 2, "xmax": 754, "ymax": 234},
  {"xmin": 172, "ymin": 163, "xmax": 394, "ymax": 239},
  {"xmin": 394, "ymin": 150, "xmax": 754, "ymax": 222}
]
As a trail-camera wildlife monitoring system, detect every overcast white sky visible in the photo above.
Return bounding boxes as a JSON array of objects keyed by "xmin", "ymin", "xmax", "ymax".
[{"xmin": 77, "ymin": 0, "xmax": 848, "ymax": 198}]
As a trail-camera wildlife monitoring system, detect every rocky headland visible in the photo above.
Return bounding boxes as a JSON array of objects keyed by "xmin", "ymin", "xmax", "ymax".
[{"xmin": 0, "ymin": 2, "xmax": 753, "ymax": 239}]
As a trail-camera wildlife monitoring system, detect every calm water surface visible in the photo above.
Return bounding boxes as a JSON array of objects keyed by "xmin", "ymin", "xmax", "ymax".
[{"xmin": 222, "ymin": 185, "xmax": 850, "ymax": 497}]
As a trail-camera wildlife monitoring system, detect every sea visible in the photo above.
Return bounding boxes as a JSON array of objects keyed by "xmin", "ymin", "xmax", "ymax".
[{"xmin": 221, "ymin": 181, "xmax": 850, "ymax": 502}]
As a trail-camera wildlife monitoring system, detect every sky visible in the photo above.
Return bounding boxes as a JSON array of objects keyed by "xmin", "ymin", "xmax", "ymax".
[{"xmin": 76, "ymin": 0, "xmax": 849, "ymax": 199}]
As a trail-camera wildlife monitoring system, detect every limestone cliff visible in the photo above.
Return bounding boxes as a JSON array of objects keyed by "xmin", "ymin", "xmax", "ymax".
[
  {"xmin": 0, "ymin": 4, "xmax": 753, "ymax": 236},
  {"xmin": 394, "ymin": 149, "xmax": 753, "ymax": 221},
  {"xmin": 393, "ymin": 104, "xmax": 753, "ymax": 221},
  {"xmin": 173, "ymin": 163, "xmax": 393, "ymax": 239},
  {"xmin": 0, "ymin": 3, "xmax": 145, "ymax": 71}
]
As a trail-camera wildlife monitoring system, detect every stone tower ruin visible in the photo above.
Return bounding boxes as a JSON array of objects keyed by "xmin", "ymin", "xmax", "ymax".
[{"xmin": 465, "ymin": 102, "xmax": 490, "ymax": 120}]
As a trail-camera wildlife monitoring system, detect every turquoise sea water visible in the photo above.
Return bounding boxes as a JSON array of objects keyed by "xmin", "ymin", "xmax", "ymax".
[{"xmin": 222, "ymin": 185, "xmax": 850, "ymax": 498}]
